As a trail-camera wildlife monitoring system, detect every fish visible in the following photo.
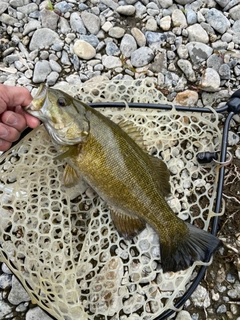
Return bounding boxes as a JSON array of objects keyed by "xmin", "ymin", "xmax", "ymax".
[{"xmin": 25, "ymin": 84, "xmax": 222, "ymax": 273}]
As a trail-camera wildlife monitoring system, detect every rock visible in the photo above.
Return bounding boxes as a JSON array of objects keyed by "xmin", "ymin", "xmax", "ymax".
[
  {"xmin": 100, "ymin": 0, "xmax": 119, "ymax": 10},
  {"xmin": 159, "ymin": 16, "xmax": 171, "ymax": 31},
  {"xmin": 59, "ymin": 17, "xmax": 71, "ymax": 34},
  {"xmin": 32, "ymin": 60, "xmax": 51, "ymax": 83},
  {"xmin": 23, "ymin": 20, "xmax": 41, "ymax": 36},
  {"xmin": 216, "ymin": 0, "xmax": 230, "ymax": 7},
  {"xmin": 205, "ymin": 8, "xmax": 230, "ymax": 34},
  {"xmin": 186, "ymin": 42, "xmax": 213, "ymax": 64},
  {"xmin": 219, "ymin": 63, "xmax": 231, "ymax": 79},
  {"xmin": 207, "ymin": 54, "xmax": 223, "ymax": 71},
  {"xmin": 40, "ymin": 9, "xmax": 59, "ymax": 30},
  {"xmin": 130, "ymin": 47, "xmax": 154, "ymax": 67},
  {"xmin": 120, "ymin": 34, "xmax": 137, "ymax": 58},
  {"xmin": 146, "ymin": 17, "xmax": 158, "ymax": 31},
  {"xmin": 49, "ymin": 60, "xmax": 62, "ymax": 73},
  {"xmin": 0, "ymin": 2, "xmax": 9, "ymax": 15},
  {"xmin": 232, "ymin": 20, "xmax": 240, "ymax": 34},
  {"xmin": 228, "ymin": 131, "xmax": 240, "ymax": 146},
  {"xmin": 177, "ymin": 44, "xmax": 189, "ymax": 59},
  {"xmin": 8, "ymin": 276, "xmax": 31, "ymax": 305},
  {"xmin": 131, "ymin": 27, "xmax": 146, "ymax": 47},
  {"xmin": 70, "ymin": 12, "xmax": 86, "ymax": 34},
  {"xmin": 175, "ymin": 310, "xmax": 192, "ymax": 320},
  {"xmin": 102, "ymin": 55, "xmax": 122, "ymax": 69},
  {"xmin": 172, "ymin": 9, "xmax": 188, "ymax": 28},
  {"xmin": 17, "ymin": 3, "xmax": 38, "ymax": 15},
  {"xmin": 106, "ymin": 42, "xmax": 120, "ymax": 56},
  {"xmin": 29, "ymin": 28, "xmax": 61, "ymax": 50},
  {"xmin": 0, "ymin": 301, "xmax": 13, "ymax": 318},
  {"xmin": 26, "ymin": 307, "xmax": 53, "ymax": 320},
  {"xmin": 229, "ymin": 5, "xmax": 240, "ymax": 20},
  {"xmin": 134, "ymin": 1, "xmax": 147, "ymax": 19},
  {"xmin": 80, "ymin": 34, "xmax": 99, "ymax": 48},
  {"xmin": 145, "ymin": 31, "xmax": 166, "ymax": 46},
  {"xmin": 81, "ymin": 11, "xmax": 100, "ymax": 35},
  {"xmin": 73, "ymin": 40, "xmax": 96, "ymax": 60},
  {"xmin": 149, "ymin": 50, "xmax": 167, "ymax": 73},
  {"xmin": 0, "ymin": 13, "xmax": 18, "ymax": 26},
  {"xmin": 191, "ymin": 285, "xmax": 211, "ymax": 308},
  {"xmin": 177, "ymin": 59, "xmax": 196, "ymax": 82},
  {"xmin": 109, "ymin": 27, "xmax": 125, "ymax": 39},
  {"xmin": 157, "ymin": 0, "xmax": 173, "ymax": 8},
  {"xmin": 116, "ymin": 5, "xmax": 135, "ymax": 16},
  {"xmin": 187, "ymin": 24, "xmax": 209, "ymax": 43},
  {"xmin": 54, "ymin": 1, "xmax": 72, "ymax": 13},
  {"xmin": 174, "ymin": 90, "xmax": 199, "ymax": 106},
  {"xmin": 186, "ymin": 8, "xmax": 197, "ymax": 25},
  {"xmin": 102, "ymin": 21, "xmax": 113, "ymax": 32},
  {"xmin": 200, "ymin": 68, "xmax": 221, "ymax": 92},
  {"xmin": 46, "ymin": 71, "xmax": 59, "ymax": 85},
  {"xmin": 61, "ymin": 50, "xmax": 71, "ymax": 65}
]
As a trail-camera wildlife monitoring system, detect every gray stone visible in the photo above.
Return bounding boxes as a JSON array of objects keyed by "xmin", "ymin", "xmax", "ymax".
[
  {"xmin": 106, "ymin": 42, "xmax": 120, "ymax": 56},
  {"xmin": 40, "ymin": 9, "xmax": 59, "ymax": 30},
  {"xmin": 17, "ymin": 3, "xmax": 38, "ymax": 15},
  {"xmin": 205, "ymin": 8, "xmax": 230, "ymax": 34},
  {"xmin": 229, "ymin": 5, "xmax": 240, "ymax": 20},
  {"xmin": 200, "ymin": 68, "xmax": 221, "ymax": 92},
  {"xmin": 0, "ymin": 13, "xmax": 18, "ymax": 26},
  {"xmin": 157, "ymin": 0, "xmax": 173, "ymax": 8},
  {"xmin": 80, "ymin": 34, "xmax": 99, "ymax": 48},
  {"xmin": 61, "ymin": 50, "xmax": 71, "ymax": 65},
  {"xmin": 26, "ymin": 307, "xmax": 53, "ymax": 320},
  {"xmin": 207, "ymin": 54, "xmax": 223, "ymax": 71},
  {"xmin": 0, "ymin": 273, "xmax": 12, "ymax": 289},
  {"xmin": 120, "ymin": 34, "xmax": 137, "ymax": 58},
  {"xmin": 8, "ymin": 276, "xmax": 31, "ymax": 305},
  {"xmin": 116, "ymin": 5, "xmax": 136, "ymax": 16},
  {"xmin": 175, "ymin": 0, "xmax": 195, "ymax": 3},
  {"xmin": 216, "ymin": 0, "xmax": 230, "ymax": 7},
  {"xmin": 0, "ymin": 300, "xmax": 13, "ymax": 317},
  {"xmin": 186, "ymin": 8, "xmax": 197, "ymax": 25},
  {"xmin": 224, "ymin": 0, "xmax": 240, "ymax": 11},
  {"xmin": 187, "ymin": 24, "xmax": 209, "ymax": 43},
  {"xmin": 81, "ymin": 11, "xmax": 100, "ymax": 35},
  {"xmin": 70, "ymin": 12, "xmax": 86, "ymax": 34},
  {"xmin": 109, "ymin": 27, "xmax": 125, "ymax": 39},
  {"xmin": 216, "ymin": 304, "xmax": 227, "ymax": 313},
  {"xmin": 0, "ymin": 2, "xmax": 9, "ymax": 15},
  {"xmin": 23, "ymin": 20, "xmax": 41, "ymax": 36},
  {"xmin": 134, "ymin": 1, "xmax": 147, "ymax": 19},
  {"xmin": 219, "ymin": 64, "xmax": 231, "ymax": 79},
  {"xmin": 186, "ymin": 42, "xmax": 213, "ymax": 65},
  {"xmin": 149, "ymin": 50, "xmax": 167, "ymax": 73},
  {"xmin": 177, "ymin": 59, "xmax": 196, "ymax": 82},
  {"xmin": 47, "ymin": 71, "xmax": 59, "ymax": 85},
  {"xmin": 49, "ymin": 60, "xmax": 62, "ymax": 73},
  {"xmin": 177, "ymin": 44, "xmax": 189, "ymax": 59},
  {"xmin": 59, "ymin": 17, "xmax": 71, "ymax": 34},
  {"xmin": 130, "ymin": 47, "xmax": 154, "ymax": 67},
  {"xmin": 232, "ymin": 20, "xmax": 240, "ymax": 34},
  {"xmin": 146, "ymin": 17, "xmax": 158, "ymax": 31},
  {"xmin": 32, "ymin": 60, "xmax": 51, "ymax": 83},
  {"xmin": 29, "ymin": 28, "xmax": 61, "ymax": 51},
  {"xmin": 175, "ymin": 310, "xmax": 192, "ymax": 320},
  {"xmin": 55, "ymin": 1, "xmax": 72, "ymax": 13},
  {"xmin": 100, "ymin": 0, "xmax": 119, "ymax": 10},
  {"xmin": 10, "ymin": 0, "xmax": 29, "ymax": 7},
  {"xmin": 145, "ymin": 31, "xmax": 166, "ymax": 45}
]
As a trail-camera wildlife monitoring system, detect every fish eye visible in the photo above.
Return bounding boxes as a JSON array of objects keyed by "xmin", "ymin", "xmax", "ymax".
[{"xmin": 57, "ymin": 97, "xmax": 67, "ymax": 107}]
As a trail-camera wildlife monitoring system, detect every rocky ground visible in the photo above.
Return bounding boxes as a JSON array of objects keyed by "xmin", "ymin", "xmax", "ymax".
[{"xmin": 0, "ymin": 0, "xmax": 240, "ymax": 319}]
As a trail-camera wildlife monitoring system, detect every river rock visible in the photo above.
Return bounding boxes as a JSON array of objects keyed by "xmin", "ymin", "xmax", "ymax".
[
  {"xmin": 32, "ymin": 60, "xmax": 51, "ymax": 83},
  {"xmin": 116, "ymin": 5, "xmax": 136, "ymax": 16},
  {"xmin": 205, "ymin": 8, "xmax": 230, "ymax": 34},
  {"xmin": 70, "ymin": 12, "xmax": 86, "ymax": 34},
  {"xmin": 29, "ymin": 28, "xmax": 61, "ymax": 50},
  {"xmin": 73, "ymin": 40, "xmax": 96, "ymax": 60},
  {"xmin": 186, "ymin": 42, "xmax": 213, "ymax": 64},
  {"xmin": 81, "ymin": 11, "xmax": 100, "ymax": 35},
  {"xmin": 131, "ymin": 27, "xmax": 146, "ymax": 47},
  {"xmin": 130, "ymin": 47, "xmax": 154, "ymax": 67},
  {"xmin": 200, "ymin": 68, "xmax": 221, "ymax": 92},
  {"xmin": 187, "ymin": 24, "xmax": 209, "ymax": 43},
  {"xmin": 120, "ymin": 34, "xmax": 137, "ymax": 58}
]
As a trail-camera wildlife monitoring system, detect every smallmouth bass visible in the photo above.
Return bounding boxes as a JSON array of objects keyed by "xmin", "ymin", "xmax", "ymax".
[{"xmin": 26, "ymin": 84, "xmax": 221, "ymax": 272}]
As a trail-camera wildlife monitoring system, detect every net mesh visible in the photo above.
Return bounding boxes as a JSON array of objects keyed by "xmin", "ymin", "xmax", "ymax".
[{"xmin": 0, "ymin": 78, "xmax": 222, "ymax": 320}]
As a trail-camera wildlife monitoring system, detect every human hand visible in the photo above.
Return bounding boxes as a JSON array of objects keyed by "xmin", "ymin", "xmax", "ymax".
[{"xmin": 0, "ymin": 84, "xmax": 40, "ymax": 152}]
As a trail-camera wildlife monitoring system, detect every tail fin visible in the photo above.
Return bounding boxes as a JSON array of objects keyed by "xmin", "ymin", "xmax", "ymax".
[{"xmin": 161, "ymin": 222, "xmax": 222, "ymax": 273}]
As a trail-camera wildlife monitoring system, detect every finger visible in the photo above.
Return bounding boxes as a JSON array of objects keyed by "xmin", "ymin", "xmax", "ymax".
[
  {"xmin": 3, "ymin": 85, "xmax": 32, "ymax": 108},
  {"xmin": 0, "ymin": 123, "xmax": 21, "ymax": 143},
  {"xmin": 1, "ymin": 111, "xmax": 27, "ymax": 132},
  {"xmin": 0, "ymin": 138, "xmax": 12, "ymax": 152},
  {"xmin": 15, "ymin": 106, "xmax": 40, "ymax": 128}
]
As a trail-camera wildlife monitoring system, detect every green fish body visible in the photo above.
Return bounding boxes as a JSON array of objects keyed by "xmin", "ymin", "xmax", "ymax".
[{"xmin": 26, "ymin": 85, "xmax": 221, "ymax": 272}]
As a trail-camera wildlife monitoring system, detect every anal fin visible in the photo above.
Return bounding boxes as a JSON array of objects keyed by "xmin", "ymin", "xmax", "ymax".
[
  {"xmin": 63, "ymin": 164, "xmax": 80, "ymax": 187},
  {"xmin": 110, "ymin": 209, "xmax": 146, "ymax": 240}
]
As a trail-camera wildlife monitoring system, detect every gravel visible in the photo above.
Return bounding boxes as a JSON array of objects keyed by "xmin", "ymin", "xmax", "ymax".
[{"xmin": 0, "ymin": 0, "xmax": 240, "ymax": 319}]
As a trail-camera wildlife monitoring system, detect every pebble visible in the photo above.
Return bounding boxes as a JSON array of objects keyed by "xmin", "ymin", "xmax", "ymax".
[
  {"xmin": 186, "ymin": 42, "xmax": 213, "ymax": 64},
  {"xmin": 81, "ymin": 11, "xmax": 100, "ymax": 35},
  {"xmin": 120, "ymin": 34, "xmax": 137, "ymax": 58},
  {"xmin": 8, "ymin": 276, "xmax": 31, "ymax": 305},
  {"xmin": 109, "ymin": 27, "xmax": 125, "ymax": 39},
  {"xmin": 102, "ymin": 55, "xmax": 122, "ymax": 69},
  {"xmin": 70, "ymin": 12, "xmax": 86, "ymax": 34},
  {"xmin": 131, "ymin": 27, "xmax": 146, "ymax": 47},
  {"xmin": 130, "ymin": 47, "xmax": 154, "ymax": 67},
  {"xmin": 177, "ymin": 59, "xmax": 196, "ymax": 82},
  {"xmin": 200, "ymin": 68, "xmax": 221, "ymax": 92},
  {"xmin": 116, "ymin": 5, "xmax": 136, "ymax": 16},
  {"xmin": 205, "ymin": 8, "xmax": 231, "ymax": 34},
  {"xmin": 32, "ymin": 60, "xmax": 51, "ymax": 83},
  {"xmin": 29, "ymin": 28, "xmax": 61, "ymax": 51},
  {"xmin": 159, "ymin": 16, "xmax": 171, "ymax": 31},
  {"xmin": 187, "ymin": 24, "xmax": 209, "ymax": 43},
  {"xmin": 73, "ymin": 40, "xmax": 96, "ymax": 60},
  {"xmin": 174, "ymin": 90, "xmax": 199, "ymax": 106},
  {"xmin": 172, "ymin": 9, "xmax": 188, "ymax": 28}
]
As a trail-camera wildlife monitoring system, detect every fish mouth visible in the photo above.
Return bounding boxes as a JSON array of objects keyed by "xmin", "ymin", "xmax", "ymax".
[{"xmin": 25, "ymin": 84, "xmax": 48, "ymax": 118}]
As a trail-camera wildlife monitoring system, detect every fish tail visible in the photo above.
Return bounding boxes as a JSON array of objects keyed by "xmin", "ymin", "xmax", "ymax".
[{"xmin": 161, "ymin": 222, "xmax": 222, "ymax": 273}]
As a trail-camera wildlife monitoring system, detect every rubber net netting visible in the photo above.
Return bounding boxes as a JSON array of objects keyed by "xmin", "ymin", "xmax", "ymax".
[{"xmin": 0, "ymin": 78, "xmax": 222, "ymax": 320}]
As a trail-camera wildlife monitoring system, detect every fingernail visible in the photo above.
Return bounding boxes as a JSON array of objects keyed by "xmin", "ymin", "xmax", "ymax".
[
  {"xmin": 0, "ymin": 126, "xmax": 8, "ymax": 138},
  {"xmin": 5, "ymin": 113, "xmax": 18, "ymax": 126}
]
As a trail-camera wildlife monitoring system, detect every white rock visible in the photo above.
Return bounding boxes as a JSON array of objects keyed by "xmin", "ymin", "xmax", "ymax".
[
  {"xmin": 102, "ymin": 21, "xmax": 113, "ymax": 32},
  {"xmin": 73, "ymin": 40, "xmax": 96, "ymax": 60},
  {"xmin": 159, "ymin": 16, "xmax": 171, "ymax": 31},
  {"xmin": 187, "ymin": 24, "xmax": 209, "ymax": 43},
  {"xmin": 175, "ymin": 310, "xmax": 192, "ymax": 320},
  {"xmin": 109, "ymin": 26, "xmax": 125, "ymax": 39},
  {"xmin": 172, "ymin": 9, "xmax": 188, "ymax": 28},
  {"xmin": 131, "ymin": 27, "xmax": 146, "ymax": 47},
  {"xmin": 102, "ymin": 55, "xmax": 122, "ymax": 69},
  {"xmin": 81, "ymin": 11, "xmax": 100, "ymax": 35},
  {"xmin": 191, "ymin": 285, "xmax": 211, "ymax": 308},
  {"xmin": 145, "ymin": 17, "xmax": 158, "ymax": 31},
  {"xmin": 116, "ymin": 5, "xmax": 136, "ymax": 16},
  {"xmin": 200, "ymin": 68, "xmax": 221, "ymax": 92},
  {"xmin": 177, "ymin": 59, "xmax": 196, "ymax": 82}
]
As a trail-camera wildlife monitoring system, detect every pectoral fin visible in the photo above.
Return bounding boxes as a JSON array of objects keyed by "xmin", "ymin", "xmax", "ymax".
[
  {"xmin": 150, "ymin": 156, "xmax": 171, "ymax": 197},
  {"xmin": 110, "ymin": 209, "xmax": 146, "ymax": 240},
  {"xmin": 63, "ymin": 164, "xmax": 80, "ymax": 187}
]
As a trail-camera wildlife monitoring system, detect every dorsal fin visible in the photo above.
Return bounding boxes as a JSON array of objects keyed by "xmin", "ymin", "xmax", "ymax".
[
  {"xmin": 117, "ymin": 120, "xmax": 145, "ymax": 149},
  {"xmin": 110, "ymin": 208, "xmax": 146, "ymax": 240},
  {"xmin": 150, "ymin": 156, "xmax": 171, "ymax": 197}
]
